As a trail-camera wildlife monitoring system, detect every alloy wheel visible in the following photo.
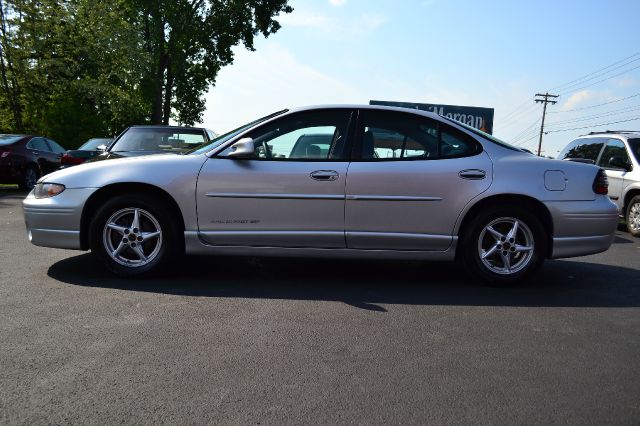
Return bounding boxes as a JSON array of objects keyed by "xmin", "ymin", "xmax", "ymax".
[
  {"xmin": 102, "ymin": 207, "xmax": 163, "ymax": 267},
  {"xmin": 629, "ymin": 202, "xmax": 640, "ymax": 233},
  {"xmin": 477, "ymin": 217, "xmax": 534, "ymax": 275}
]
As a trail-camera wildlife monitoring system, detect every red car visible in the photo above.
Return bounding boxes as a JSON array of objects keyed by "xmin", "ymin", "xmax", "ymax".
[{"xmin": 0, "ymin": 134, "xmax": 66, "ymax": 190}]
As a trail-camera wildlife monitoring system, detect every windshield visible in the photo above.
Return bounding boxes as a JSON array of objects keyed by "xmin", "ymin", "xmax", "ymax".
[
  {"xmin": 628, "ymin": 138, "xmax": 640, "ymax": 163},
  {"xmin": 441, "ymin": 116, "xmax": 524, "ymax": 152},
  {"xmin": 0, "ymin": 134, "xmax": 24, "ymax": 145},
  {"xmin": 110, "ymin": 128, "xmax": 207, "ymax": 153},
  {"xmin": 187, "ymin": 109, "xmax": 289, "ymax": 155},
  {"xmin": 79, "ymin": 138, "xmax": 112, "ymax": 150}
]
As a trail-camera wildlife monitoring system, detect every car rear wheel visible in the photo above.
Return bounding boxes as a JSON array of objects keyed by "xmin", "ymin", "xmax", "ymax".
[
  {"xmin": 462, "ymin": 205, "xmax": 547, "ymax": 285},
  {"xmin": 626, "ymin": 195, "xmax": 640, "ymax": 237},
  {"xmin": 89, "ymin": 194, "xmax": 179, "ymax": 276},
  {"xmin": 19, "ymin": 166, "xmax": 38, "ymax": 191}
]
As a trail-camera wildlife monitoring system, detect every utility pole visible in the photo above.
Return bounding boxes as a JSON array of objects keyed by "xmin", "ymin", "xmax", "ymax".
[{"xmin": 535, "ymin": 93, "xmax": 559, "ymax": 156}]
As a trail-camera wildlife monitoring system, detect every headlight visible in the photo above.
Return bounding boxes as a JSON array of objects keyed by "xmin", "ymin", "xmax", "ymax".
[{"xmin": 34, "ymin": 183, "xmax": 66, "ymax": 199}]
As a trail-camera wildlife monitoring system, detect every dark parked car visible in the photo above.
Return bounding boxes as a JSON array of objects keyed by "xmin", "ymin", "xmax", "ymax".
[
  {"xmin": 88, "ymin": 126, "xmax": 216, "ymax": 163},
  {"xmin": 0, "ymin": 134, "xmax": 66, "ymax": 190},
  {"xmin": 60, "ymin": 137, "xmax": 113, "ymax": 168}
]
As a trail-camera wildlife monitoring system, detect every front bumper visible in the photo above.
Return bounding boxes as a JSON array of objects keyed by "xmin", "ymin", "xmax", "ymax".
[
  {"xmin": 545, "ymin": 196, "xmax": 619, "ymax": 259},
  {"xmin": 23, "ymin": 188, "xmax": 98, "ymax": 250}
]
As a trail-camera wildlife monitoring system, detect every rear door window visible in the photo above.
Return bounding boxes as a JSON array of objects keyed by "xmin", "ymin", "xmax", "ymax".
[
  {"xmin": 46, "ymin": 139, "xmax": 66, "ymax": 154},
  {"xmin": 598, "ymin": 139, "xmax": 630, "ymax": 170},
  {"xmin": 356, "ymin": 110, "xmax": 480, "ymax": 160}
]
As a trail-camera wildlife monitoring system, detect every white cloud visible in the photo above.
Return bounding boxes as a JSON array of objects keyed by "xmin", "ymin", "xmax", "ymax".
[
  {"xmin": 329, "ymin": 0, "xmax": 347, "ymax": 6},
  {"xmin": 277, "ymin": 8, "xmax": 387, "ymax": 36},
  {"xmin": 200, "ymin": 44, "xmax": 365, "ymax": 132},
  {"xmin": 615, "ymin": 75, "xmax": 638, "ymax": 88},
  {"xmin": 560, "ymin": 90, "xmax": 613, "ymax": 111}
]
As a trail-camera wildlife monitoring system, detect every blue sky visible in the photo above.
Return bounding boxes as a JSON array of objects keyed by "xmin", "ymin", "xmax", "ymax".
[{"xmin": 202, "ymin": 0, "xmax": 640, "ymax": 156}]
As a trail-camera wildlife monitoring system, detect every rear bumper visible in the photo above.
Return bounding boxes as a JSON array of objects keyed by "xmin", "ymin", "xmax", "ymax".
[
  {"xmin": 23, "ymin": 188, "xmax": 98, "ymax": 250},
  {"xmin": 545, "ymin": 197, "xmax": 619, "ymax": 259},
  {"xmin": 551, "ymin": 234, "xmax": 616, "ymax": 259}
]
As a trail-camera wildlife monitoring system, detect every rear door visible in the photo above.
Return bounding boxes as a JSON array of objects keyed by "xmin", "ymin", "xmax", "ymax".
[
  {"xmin": 26, "ymin": 137, "xmax": 55, "ymax": 174},
  {"xmin": 196, "ymin": 109, "xmax": 353, "ymax": 248},
  {"xmin": 345, "ymin": 109, "xmax": 493, "ymax": 251}
]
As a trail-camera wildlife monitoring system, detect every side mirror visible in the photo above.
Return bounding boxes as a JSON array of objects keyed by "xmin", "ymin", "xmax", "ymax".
[
  {"xmin": 96, "ymin": 144, "xmax": 107, "ymax": 152},
  {"xmin": 609, "ymin": 156, "xmax": 630, "ymax": 171},
  {"xmin": 228, "ymin": 137, "xmax": 254, "ymax": 158}
]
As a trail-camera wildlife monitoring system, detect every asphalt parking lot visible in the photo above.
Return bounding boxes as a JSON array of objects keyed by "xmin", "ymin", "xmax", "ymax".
[{"xmin": 1, "ymin": 187, "xmax": 639, "ymax": 424}]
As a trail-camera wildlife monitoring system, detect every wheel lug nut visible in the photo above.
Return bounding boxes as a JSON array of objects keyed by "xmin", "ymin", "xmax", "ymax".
[
  {"xmin": 502, "ymin": 251, "xmax": 508, "ymax": 256},
  {"xmin": 131, "ymin": 243, "xmax": 136, "ymax": 247},
  {"xmin": 123, "ymin": 238, "xmax": 128, "ymax": 243},
  {"xmin": 500, "ymin": 237, "xmax": 506, "ymax": 241},
  {"xmin": 137, "ymin": 236, "xmax": 143, "ymax": 241},
  {"xmin": 509, "ymin": 238, "xmax": 514, "ymax": 243},
  {"xmin": 124, "ymin": 229, "xmax": 130, "ymax": 234},
  {"xmin": 133, "ymin": 228, "xmax": 139, "ymax": 233}
]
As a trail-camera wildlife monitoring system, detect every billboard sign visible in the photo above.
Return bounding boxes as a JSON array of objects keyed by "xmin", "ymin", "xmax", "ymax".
[{"xmin": 370, "ymin": 100, "xmax": 495, "ymax": 134}]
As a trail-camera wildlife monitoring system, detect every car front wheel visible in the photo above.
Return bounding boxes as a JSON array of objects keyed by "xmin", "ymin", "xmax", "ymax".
[
  {"xmin": 626, "ymin": 195, "xmax": 640, "ymax": 237},
  {"xmin": 462, "ymin": 206, "xmax": 547, "ymax": 285},
  {"xmin": 89, "ymin": 194, "xmax": 178, "ymax": 276}
]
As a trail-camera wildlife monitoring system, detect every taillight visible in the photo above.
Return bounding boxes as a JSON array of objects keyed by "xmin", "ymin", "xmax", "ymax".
[
  {"xmin": 592, "ymin": 168, "xmax": 609, "ymax": 195},
  {"xmin": 61, "ymin": 153, "xmax": 85, "ymax": 165},
  {"xmin": 0, "ymin": 150, "xmax": 10, "ymax": 158}
]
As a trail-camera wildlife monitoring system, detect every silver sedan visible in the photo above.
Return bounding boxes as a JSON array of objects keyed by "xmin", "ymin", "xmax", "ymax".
[{"xmin": 23, "ymin": 105, "xmax": 619, "ymax": 284}]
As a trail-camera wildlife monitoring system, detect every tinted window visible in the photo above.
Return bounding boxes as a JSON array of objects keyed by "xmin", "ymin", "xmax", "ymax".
[
  {"xmin": 628, "ymin": 138, "xmax": 640, "ymax": 163},
  {"xmin": 47, "ymin": 139, "xmax": 66, "ymax": 154},
  {"xmin": 598, "ymin": 139, "xmax": 630, "ymax": 169},
  {"xmin": 558, "ymin": 138, "xmax": 604, "ymax": 163},
  {"xmin": 359, "ymin": 110, "xmax": 479, "ymax": 160},
  {"xmin": 228, "ymin": 110, "xmax": 351, "ymax": 160},
  {"xmin": 27, "ymin": 138, "xmax": 49, "ymax": 151},
  {"xmin": 79, "ymin": 138, "xmax": 112, "ymax": 150},
  {"xmin": 0, "ymin": 135, "xmax": 24, "ymax": 145}
]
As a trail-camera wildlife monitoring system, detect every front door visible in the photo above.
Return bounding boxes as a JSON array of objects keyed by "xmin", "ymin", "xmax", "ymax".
[
  {"xmin": 196, "ymin": 109, "xmax": 353, "ymax": 248},
  {"xmin": 345, "ymin": 109, "xmax": 493, "ymax": 251}
]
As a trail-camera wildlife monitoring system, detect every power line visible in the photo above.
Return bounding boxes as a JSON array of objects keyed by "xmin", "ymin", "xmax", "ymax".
[
  {"xmin": 545, "ymin": 116, "xmax": 640, "ymax": 133},
  {"xmin": 546, "ymin": 103, "xmax": 640, "ymax": 126},
  {"xmin": 511, "ymin": 118, "xmax": 541, "ymax": 141},
  {"xmin": 548, "ymin": 92, "xmax": 640, "ymax": 113},
  {"xmin": 551, "ymin": 54, "xmax": 640, "ymax": 93},
  {"xmin": 557, "ymin": 63, "xmax": 640, "ymax": 96}
]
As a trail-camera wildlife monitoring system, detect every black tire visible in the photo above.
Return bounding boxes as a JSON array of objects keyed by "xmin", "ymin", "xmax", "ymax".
[
  {"xmin": 461, "ymin": 205, "xmax": 547, "ymax": 285},
  {"xmin": 89, "ymin": 193, "xmax": 180, "ymax": 277},
  {"xmin": 19, "ymin": 166, "xmax": 39, "ymax": 191},
  {"xmin": 625, "ymin": 195, "xmax": 640, "ymax": 237}
]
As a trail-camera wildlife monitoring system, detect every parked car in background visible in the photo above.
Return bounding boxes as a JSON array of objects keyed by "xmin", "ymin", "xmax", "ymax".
[
  {"xmin": 88, "ymin": 126, "xmax": 216, "ymax": 163},
  {"xmin": 23, "ymin": 105, "xmax": 618, "ymax": 284},
  {"xmin": 558, "ymin": 130, "xmax": 640, "ymax": 236},
  {"xmin": 60, "ymin": 137, "xmax": 113, "ymax": 168},
  {"xmin": 0, "ymin": 134, "xmax": 66, "ymax": 190}
]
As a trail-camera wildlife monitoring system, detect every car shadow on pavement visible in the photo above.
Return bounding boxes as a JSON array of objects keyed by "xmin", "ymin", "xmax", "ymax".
[{"xmin": 47, "ymin": 253, "xmax": 640, "ymax": 310}]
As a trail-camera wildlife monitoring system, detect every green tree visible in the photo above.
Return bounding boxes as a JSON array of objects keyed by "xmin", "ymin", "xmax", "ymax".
[
  {"xmin": 0, "ymin": 0, "xmax": 292, "ymax": 147},
  {"xmin": 125, "ymin": 0, "xmax": 292, "ymax": 125}
]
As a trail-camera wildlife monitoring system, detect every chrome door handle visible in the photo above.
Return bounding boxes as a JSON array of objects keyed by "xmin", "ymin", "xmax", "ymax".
[
  {"xmin": 459, "ymin": 169, "xmax": 486, "ymax": 180},
  {"xmin": 310, "ymin": 170, "xmax": 339, "ymax": 181}
]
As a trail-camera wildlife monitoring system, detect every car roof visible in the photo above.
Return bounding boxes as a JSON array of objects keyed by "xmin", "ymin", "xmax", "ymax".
[
  {"xmin": 287, "ymin": 104, "xmax": 442, "ymax": 120},
  {"xmin": 578, "ymin": 130, "xmax": 640, "ymax": 139}
]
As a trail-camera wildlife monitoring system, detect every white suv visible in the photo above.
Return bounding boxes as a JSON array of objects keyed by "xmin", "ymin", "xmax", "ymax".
[{"xmin": 558, "ymin": 131, "xmax": 640, "ymax": 236}]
